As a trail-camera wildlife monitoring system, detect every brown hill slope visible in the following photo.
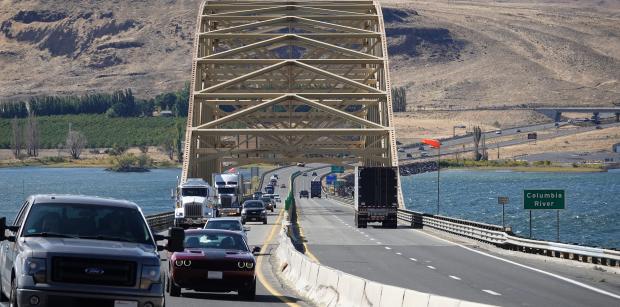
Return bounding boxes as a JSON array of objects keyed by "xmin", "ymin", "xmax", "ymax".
[{"xmin": 0, "ymin": 0, "xmax": 618, "ymax": 111}]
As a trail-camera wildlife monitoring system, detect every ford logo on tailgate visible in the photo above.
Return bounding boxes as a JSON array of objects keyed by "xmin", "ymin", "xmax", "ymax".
[{"xmin": 84, "ymin": 267, "xmax": 105, "ymax": 275}]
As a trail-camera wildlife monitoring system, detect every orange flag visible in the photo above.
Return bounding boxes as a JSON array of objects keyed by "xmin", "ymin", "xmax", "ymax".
[{"xmin": 422, "ymin": 138, "xmax": 441, "ymax": 148}]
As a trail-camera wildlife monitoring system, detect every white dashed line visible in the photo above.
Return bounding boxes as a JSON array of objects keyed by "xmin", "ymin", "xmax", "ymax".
[
  {"xmin": 427, "ymin": 266, "xmax": 436, "ymax": 270},
  {"xmin": 409, "ymin": 258, "xmax": 417, "ymax": 262},
  {"xmin": 370, "ymin": 238, "xmax": 375, "ymax": 241},
  {"xmin": 376, "ymin": 242, "xmax": 382, "ymax": 245},
  {"xmin": 482, "ymin": 290, "xmax": 501, "ymax": 296},
  {"xmin": 384, "ymin": 247, "xmax": 391, "ymax": 250},
  {"xmin": 449, "ymin": 275, "xmax": 461, "ymax": 280},
  {"xmin": 395, "ymin": 252, "xmax": 402, "ymax": 255}
]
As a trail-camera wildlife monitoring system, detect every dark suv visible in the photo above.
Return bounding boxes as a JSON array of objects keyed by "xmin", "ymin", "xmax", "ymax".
[
  {"xmin": 0, "ymin": 195, "xmax": 183, "ymax": 307},
  {"xmin": 240, "ymin": 201, "xmax": 267, "ymax": 224}
]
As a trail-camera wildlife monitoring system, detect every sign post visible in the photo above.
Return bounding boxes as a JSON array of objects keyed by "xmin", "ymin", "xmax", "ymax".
[
  {"xmin": 523, "ymin": 189, "xmax": 565, "ymax": 241},
  {"xmin": 497, "ymin": 196, "xmax": 509, "ymax": 228}
]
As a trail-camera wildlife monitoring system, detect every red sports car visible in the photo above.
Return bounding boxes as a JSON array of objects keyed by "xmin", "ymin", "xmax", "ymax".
[{"xmin": 166, "ymin": 229, "xmax": 261, "ymax": 299}]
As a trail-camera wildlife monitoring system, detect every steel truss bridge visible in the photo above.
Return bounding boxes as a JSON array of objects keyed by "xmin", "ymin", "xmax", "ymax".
[{"xmin": 181, "ymin": 0, "xmax": 401, "ymax": 203}]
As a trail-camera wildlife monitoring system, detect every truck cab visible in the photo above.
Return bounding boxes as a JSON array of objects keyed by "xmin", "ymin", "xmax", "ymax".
[
  {"xmin": 0, "ymin": 194, "xmax": 184, "ymax": 307},
  {"xmin": 213, "ymin": 173, "xmax": 245, "ymax": 216},
  {"xmin": 310, "ymin": 180, "xmax": 322, "ymax": 198},
  {"xmin": 174, "ymin": 178, "xmax": 217, "ymax": 228}
]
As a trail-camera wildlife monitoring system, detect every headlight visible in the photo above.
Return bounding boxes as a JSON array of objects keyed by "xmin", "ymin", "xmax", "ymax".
[
  {"xmin": 25, "ymin": 257, "xmax": 46, "ymax": 283},
  {"xmin": 261, "ymin": 210, "xmax": 266, "ymax": 214},
  {"xmin": 241, "ymin": 209, "xmax": 246, "ymax": 214},
  {"xmin": 237, "ymin": 261, "xmax": 254, "ymax": 269},
  {"xmin": 174, "ymin": 260, "xmax": 191, "ymax": 267},
  {"xmin": 139, "ymin": 265, "xmax": 161, "ymax": 289}
]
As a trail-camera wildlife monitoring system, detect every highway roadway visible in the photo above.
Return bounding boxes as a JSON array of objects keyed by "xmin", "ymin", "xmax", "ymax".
[
  {"xmin": 294, "ymin": 168, "xmax": 620, "ymax": 307},
  {"xmin": 161, "ymin": 166, "xmax": 310, "ymax": 307},
  {"xmin": 399, "ymin": 121, "xmax": 620, "ymax": 161}
]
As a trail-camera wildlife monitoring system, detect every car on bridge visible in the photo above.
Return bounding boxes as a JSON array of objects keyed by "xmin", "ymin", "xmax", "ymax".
[
  {"xmin": 240, "ymin": 200, "xmax": 267, "ymax": 224},
  {"xmin": 167, "ymin": 229, "xmax": 260, "ymax": 300},
  {"xmin": 0, "ymin": 194, "xmax": 184, "ymax": 307},
  {"xmin": 299, "ymin": 190, "xmax": 309, "ymax": 198},
  {"xmin": 296, "ymin": 162, "xmax": 305, "ymax": 167},
  {"xmin": 204, "ymin": 217, "xmax": 248, "ymax": 240},
  {"xmin": 302, "ymin": 172, "xmax": 308, "ymax": 176},
  {"xmin": 280, "ymin": 183, "xmax": 286, "ymax": 188}
]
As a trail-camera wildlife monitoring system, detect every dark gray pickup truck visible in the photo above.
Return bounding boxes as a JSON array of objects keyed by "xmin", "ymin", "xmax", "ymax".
[{"xmin": 0, "ymin": 195, "xmax": 183, "ymax": 307}]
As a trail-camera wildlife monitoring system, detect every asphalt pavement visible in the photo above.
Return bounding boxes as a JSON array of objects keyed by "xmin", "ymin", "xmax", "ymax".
[{"xmin": 294, "ymin": 168, "xmax": 620, "ymax": 307}]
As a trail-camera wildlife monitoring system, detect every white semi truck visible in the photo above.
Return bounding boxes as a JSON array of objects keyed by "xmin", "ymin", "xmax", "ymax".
[
  {"xmin": 174, "ymin": 178, "xmax": 217, "ymax": 228},
  {"xmin": 213, "ymin": 172, "xmax": 245, "ymax": 216}
]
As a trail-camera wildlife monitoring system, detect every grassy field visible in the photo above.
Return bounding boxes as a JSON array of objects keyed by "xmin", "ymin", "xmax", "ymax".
[{"xmin": 0, "ymin": 114, "xmax": 186, "ymax": 149}]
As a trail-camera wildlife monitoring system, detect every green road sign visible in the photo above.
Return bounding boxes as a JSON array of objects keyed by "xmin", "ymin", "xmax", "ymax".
[
  {"xmin": 331, "ymin": 165, "xmax": 344, "ymax": 173},
  {"xmin": 524, "ymin": 190, "xmax": 565, "ymax": 210}
]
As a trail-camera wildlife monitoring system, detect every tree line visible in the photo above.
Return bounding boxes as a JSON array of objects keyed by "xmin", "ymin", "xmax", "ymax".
[
  {"xmin": 391, "ymin": 86, "xmax": 407, "ymax": 112},
  {"xmin": 0, "ymin": 83, "xmax": 190, "ymax": 119}
]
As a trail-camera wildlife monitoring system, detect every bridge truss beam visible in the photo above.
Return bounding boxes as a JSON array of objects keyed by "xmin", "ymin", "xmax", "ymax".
[{"xmin": 183, "ymin": 0, "xmax": 402, "ymax": 205}]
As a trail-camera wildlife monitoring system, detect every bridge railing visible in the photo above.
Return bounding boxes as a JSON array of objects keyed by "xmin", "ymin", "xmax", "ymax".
[
  {"xmin": 146, "ymin": 211, "xmax": 174, "ymax": 232},
  {"xmin": 330, "ymin": 195, "xmax": 620, "ymax": 267}
]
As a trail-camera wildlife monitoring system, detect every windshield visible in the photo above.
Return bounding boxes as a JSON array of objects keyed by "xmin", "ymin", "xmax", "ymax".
[
  {"xmin": 184, "ymin": 232, "xmax": 248, "ymax": 251},
  {"xmin": 22, "ymin": 203, "xmax": 153, "ymax": 245},
  {"xmin": 182, "ymin": 188, "xmax": 208, "ymax": 197},
  {"xmin": 244, "ymin": 201, "xmax": 264, "ymax": 209},
  {"xmin": 218, "ymin": 187, "xmax": 236, "ymax": 194},
  {"xmin": 205, "ymin": 220, "xmax": 242, "ymax": 231}
]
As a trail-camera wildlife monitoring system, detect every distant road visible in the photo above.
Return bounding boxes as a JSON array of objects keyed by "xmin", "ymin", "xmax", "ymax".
[{"xmin": 293, "ymin": 168, "xmax": 620, "ymax": 307}]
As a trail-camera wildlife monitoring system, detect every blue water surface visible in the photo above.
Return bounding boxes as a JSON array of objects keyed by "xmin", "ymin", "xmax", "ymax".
[{"xmin": 402, "ymin": 169, "xmax": 620, "ymax": 248}]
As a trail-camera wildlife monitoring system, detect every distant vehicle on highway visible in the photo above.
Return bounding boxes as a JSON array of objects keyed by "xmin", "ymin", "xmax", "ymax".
[
  {"xmin": 260, "ymin": 196, "xmax": 274, "ymax": 212},
  {"xmin": 204, "ymin": 217, "xmax": 248, "ymax": 240},
  {"xmin": 302, "ymin": 172, "xmax": 308, "ymax": 176},
  {"xmin": 280, "ymin": 183, "xmax": 286, "ymax": 188},
  {"xmin": 311, "ymin": 180, "xmax": 322, "ymax": 198},
  {"xmin": 421, "ymin": 152, "xmax": 429, "ymax": 157},
  {"xmin": 595, "ymin": 125, "xmax": 603, "ymax": 129},
  {"xmin": 252, "ymin": 191, "xmax": 263, "ymax": 200},
  {"xmin": 397, "ymin": 148, "xmax": 405, "ymax": 152},
  {"xmin": 312, "ymin": 171, "xmax": 317, "ymax": 176},
  {"xmin": 241, "ymin": 200, "xmax": 267, "ymax": 224},
  {"xmin": 167, "ymin": 229, "xmax": 260, "ymax": 299},
  {"xmin": 406, "ymin": 153, "xmax": 412, "ymax": 158},
  {"xmin": 495, "ymin": 130, "xmax": 502, "ymax": 134},
  {"xmin": 274, "ymin": 194, "xmax": 281, "ymax": 203},
  {"xmin": 297, "ymin": 162, "xmax": 305, "ymax": 167},
  {"xmin": 299, "ymin": 190, "xmax": 309, "ymax": 198},
  {"xmin": 0, "ymin": 194, "xmax": 184, "ymax": 307},
  {"xmin": 516, "ymin": 129, "xmax": 521, "ymax": 133},
  {"xmin": 419, "ymin": 146, "xmax": 425, "ymax": 151}
]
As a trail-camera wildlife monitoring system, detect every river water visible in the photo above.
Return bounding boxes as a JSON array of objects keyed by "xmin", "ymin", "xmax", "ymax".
[
  {"xmin": 401, "ymin": 169, "xmax": 620, "ymax": 249},
  {"xmin": 1, "ymin": 167, "xmax": 618, "ymax": 248}
]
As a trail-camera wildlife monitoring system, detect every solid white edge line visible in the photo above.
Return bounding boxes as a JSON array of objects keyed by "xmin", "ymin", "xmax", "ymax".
[
  {"xmin": 417, "ymin": 230, "xmax": 620, "ymax": 300},
  {"xmin": 385, "ymin": 246, "xmax": 391, "ymax": 250},
  {"xmin": 482, "ymin": 290, "xmax": 501, "ymax": 296},
  {"xmin": 409, "ymin": 258, "xmax": 417, "ymax": 262},
  {"xmin": 427, "ymin": 265, "xmax": 436, "ymax": 270},
  {"xmin": 449, "ymin": 275, "xmax": 461, "ymax": 280},
  {"xmin": 396, "ymin": 252, "xmax": 402, "ymax": 255}
]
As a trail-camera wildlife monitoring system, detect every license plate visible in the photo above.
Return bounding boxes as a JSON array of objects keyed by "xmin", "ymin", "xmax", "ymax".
[
  {"xmin": 114, "ymin": 301, "xmax": 138, "ymax": 307},
  {"xmin": 208, "ymin": 271, "xmax": 223, "ymax": 279}
]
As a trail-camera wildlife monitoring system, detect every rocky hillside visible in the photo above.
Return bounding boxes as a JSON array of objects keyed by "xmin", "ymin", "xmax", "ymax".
[
  {"xmin": 1, "ymin": 0, "xmax": 619, "ymax": 110},
  {"xmin": 0, "ymin": 0, "xmax": 198, "ymax": 100}
]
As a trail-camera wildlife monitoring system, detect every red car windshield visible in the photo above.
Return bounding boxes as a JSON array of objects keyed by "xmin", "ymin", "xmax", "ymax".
[{"xmin": 184, "ymin": 232, "xmax": 248, "ymax": 251}]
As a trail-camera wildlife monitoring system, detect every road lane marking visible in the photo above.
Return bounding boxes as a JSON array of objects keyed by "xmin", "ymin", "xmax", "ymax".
[
  {"xmin": 449, "ymin": 275, "xmax": 461, "ymax": 280},
  {"xmin": 482, "ymin": 290, "xmax": 501, "ymax": 296},
  {"xmin": 385, "ymin": 247, "xmax": 392, "ymax": 250},
  {"xmin": 256, "ymin": 209, "xmax": 300, "ymax": 307},
  {"xmin": 418, "ymin": 230, "xmax": 620, "ymax": 300},
  {"xmin": 295, "ymin": 198, "xmax": 321, "ymax": 264},
  {"xmin": 427, "ymin": 266, "xmax": 436, "ymax": 270},
  {"xmin": 376, "ymin": 242, "xmax": 382, "ymax": 244},
  {"xmin": 409, "ymin": 258, "xmax": 417, "ymax": 262},
  {"xmin": 395, "ymin": 252, "xmax": 402, "ymax": 255}
]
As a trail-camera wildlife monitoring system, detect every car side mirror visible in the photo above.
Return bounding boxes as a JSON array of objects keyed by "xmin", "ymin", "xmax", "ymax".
[
  {"xmin": 166, "ymin": 227, "xmax": 185, "ymax": 252},
  {"xmin": 252, "ymin": 246, "xmax": 261, "ymax": 254},
  {"xmin": 154, "ymin": 234, "xmax": 166, "ymax": 241},
  {"xmin": 0, "ymin": 217, "xmax": 6, "ymax": 241}
]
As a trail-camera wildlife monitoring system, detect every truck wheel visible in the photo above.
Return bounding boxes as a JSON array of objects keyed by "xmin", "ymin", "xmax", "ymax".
[
  {"xmin": 238, "ymin": 279, "xmax": 256, "ymax": 300},
  {"xmin": 263, "ymin": 218, "xmax": 268, "ymax": 225},
  {"xmin": 9, "ymin": 278, "xmax": 17, "ymax": 307},
  {"xmin": 169, "ymin": 279, "xmax": 181, "ymax": 297}
]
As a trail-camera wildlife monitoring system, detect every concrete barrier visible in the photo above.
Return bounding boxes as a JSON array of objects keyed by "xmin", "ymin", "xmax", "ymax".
[
  {"xmin": 402, "ymin": 289, "xmax": 430, "ymax": 307},
  {"xmin": 361, "ymin": 281, "xmax": 383, "ymax": 307},
  {"xmin": 274, "ymin": 199, "xmax": 497, "ymax": 307},
  {"xmin": 379, "ymin": 284, "xmax": 405, "ymax": 307}
]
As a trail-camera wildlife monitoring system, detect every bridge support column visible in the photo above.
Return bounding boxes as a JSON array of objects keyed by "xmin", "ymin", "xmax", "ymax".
[
  {"xmin": 554, "ymin": 111, "xmax": 562, "ymax": 123},
  {"xmin": 592, "ymin": 112, "xmax": 600, "ymax": 124}
]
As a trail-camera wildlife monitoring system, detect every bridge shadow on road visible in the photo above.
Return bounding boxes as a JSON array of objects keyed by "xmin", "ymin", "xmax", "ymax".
[{"xmin": 181, "ymin": 292, "xmax": 301, "ymax": 303}]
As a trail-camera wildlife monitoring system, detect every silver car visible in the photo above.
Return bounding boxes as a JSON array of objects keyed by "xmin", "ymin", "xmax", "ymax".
[{"xmin": 204, "ymin": 217, "xmax": 248, "ymax": 239}]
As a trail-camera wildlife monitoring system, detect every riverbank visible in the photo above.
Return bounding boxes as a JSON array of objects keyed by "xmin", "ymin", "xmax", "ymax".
[
  {"xmin": 0, "ymin": 156, "xmax": 180, "ymax": 169},
  {"xmin": 400, "ymin": 159, "xmax": 605, "ymax": 176}
]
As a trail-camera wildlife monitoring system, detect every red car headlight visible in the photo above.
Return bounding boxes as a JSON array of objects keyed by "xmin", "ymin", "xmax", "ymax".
[
  {"xmin": 238, "ymin": 261, "xmax": 254, "ymax": 269},
  {"xmin": 175, "ymin": 260, "xmax": 191, "ymax": 267}
]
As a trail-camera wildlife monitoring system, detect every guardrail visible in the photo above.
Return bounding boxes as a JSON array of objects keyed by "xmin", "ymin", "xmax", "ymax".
[
  {"xmin": 330, "ymin": 195, "xmax": 620, "ymax": 267},
  {"xmin": 145, "ymin": 211, "xmax": 174, "ymax": 232}
]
